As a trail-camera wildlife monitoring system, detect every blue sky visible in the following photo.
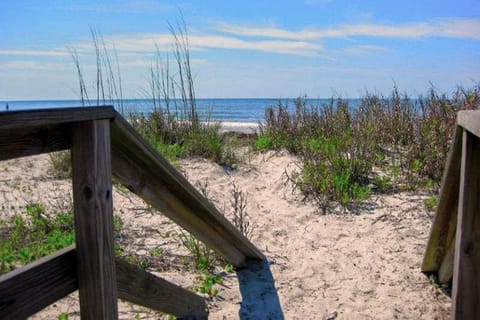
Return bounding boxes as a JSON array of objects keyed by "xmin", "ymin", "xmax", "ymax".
[{"xmin": 1, "ymin": 0, "xmax": 479, "ymax": 99}]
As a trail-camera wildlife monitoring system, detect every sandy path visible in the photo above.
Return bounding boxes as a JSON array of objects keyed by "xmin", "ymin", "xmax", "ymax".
[
  {"xmin": 180, "ymin": 151, "xmax": 450, "ymax": 319},
  {"xmin": 0, "ymin": 152, "xmax": 450, "ymax": 319}
]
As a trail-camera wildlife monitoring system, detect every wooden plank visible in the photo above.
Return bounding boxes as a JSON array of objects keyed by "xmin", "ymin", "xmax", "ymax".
[
  {"xmin": 422, "ymin": 126, "xmax": 462, "ymax": 272},
  {"xmin": 458, "ymin": 110, "xmax": 480, "ymax": 138},
  {"xmin": 110, "ymin": 112, "xmax": 264, "ymax": 267},
  {"xmin": 71, "ymin": 120, "xmax": 118, "ymax": 319},
  {"xmin": 0, "ymin": 247, "xmax": 207, "ymax": 319},
  {"xmin": 452, "ymin": 130, "xmax": 480, "ymax": 319},
  {"xmin": 116, "ymin": 259, "xmax": 207, "ymax": 319},
  {"xmin": 0, "ymin": 246, "xmax": 77, "ymax": 319},
  {"xmin": 0, "ymin": 124, "xmax": 71, "ymax": 161},
  {"xmin": 0, "ymin": 106, "xmax": 115, "ymax": 130}
]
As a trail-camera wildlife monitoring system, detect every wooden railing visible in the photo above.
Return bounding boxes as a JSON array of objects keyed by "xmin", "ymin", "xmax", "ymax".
[
  {"xmin": 422, "ymin": 110, "xmax": 480, "ymax": 320},
  {"xmin": 0, "ymin": 106, "xmax": 264, "ymax": 319}
]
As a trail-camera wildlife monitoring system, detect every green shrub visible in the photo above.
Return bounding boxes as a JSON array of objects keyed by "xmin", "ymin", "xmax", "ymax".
[
  {"xmin": 58, "ymin": 312, "xmax": 69, "ymax": 320},
  {"xmin": 178, "ymin": 231, "xmax": 217, "ymax": 272},
  {"xmin": 129, "ymin": 111, "xmax": 232, "ymax": 164},
  {"xmin": 372, "ymin": 176, "xmax": 393, "ymax": 193},
  {"xmin": 0, "ymin": 203, "xmax": 124, "ymax": 274},
  {"xmin": 152, "ymin": 140, "xmax": 188, "ymax": 163},
  {"xmin": 194, "ymin": 271, "xmax": 222, "ymax": 297},
  {"xmin": 185, "ymin": 123, "xmax": 223, "ymax": 162},
  {"xmin": 424, "ymin": 195, "xmax": 439, "ymax": 211},
  {"xmin": 254, "ymin": 134, "xmax": 274, "ymax": 151},
  {"xmin": 293, "ymin": 134, "xmax": 372, "ymax": 208},
  {"xmin": 259, "ymin": 85, "xmax": 479, "ymax": 210},
  {"xmin": 0, "ymin": 204, "xmax": 75, "ymax": 273}
]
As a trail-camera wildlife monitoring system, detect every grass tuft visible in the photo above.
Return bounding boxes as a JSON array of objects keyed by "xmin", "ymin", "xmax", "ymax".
[{"xmin": 258, "ymin": 85, "xmax": 479, "ymax": 211}]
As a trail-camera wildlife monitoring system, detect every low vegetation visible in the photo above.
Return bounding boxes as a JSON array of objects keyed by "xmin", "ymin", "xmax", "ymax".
[
  {"xmin": 128, "ymin": 109, "xmax": 229, "ymax": 164},
  {"xmin": 0, "ymin": 202, "xmax": 124, "ymax": 274},
  {"xmin": 176, "ymin": 178, "xmax": 253, "ymax": 297},
  {"xmin": 0, "ymin": 203, "xmax": 75, "ymax": 274},
  {"xmin": 127, "ymin": 18, "xmax": 239, "ymax": 166},
  {"xmin": 257, "ymin": 85, "xmax": 479, "ymax": 210}
]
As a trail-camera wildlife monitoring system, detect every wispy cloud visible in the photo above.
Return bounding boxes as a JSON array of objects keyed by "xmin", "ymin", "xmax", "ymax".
[
  {"xmin": 341, "ymin": 45, "xmax": 391, "ymax": 56},
  {"xmin": 189, "ymin": 35, "xmax": 322, "ymax": 56},
  {"xmin": 65, "ymin": 0, "xmax": 172, "ymax": 14},
  {"xmin": 435, "ymin": 18, "xmax": 480, "ymax": 40},
  {"xmin": 0, "ymin": 61, "xmax": 70, "ymax": 70},
  {"xmin": 0, "ymin": 49, "xmax": 69, "ymax": 57},
  {"xmin": 3, "ymin": 17, "xmax": 477, "ymax": 69},
  {"xmin": 217, "ymin": 18, "xmax": 480, "ymax": 40},
  {"xmin": 118, "ymin": 58, "xmax": 207, "ymax": 68},
  {"xmin": 72, "ymin": 33, "xmax": 324, "ymax": 57}
]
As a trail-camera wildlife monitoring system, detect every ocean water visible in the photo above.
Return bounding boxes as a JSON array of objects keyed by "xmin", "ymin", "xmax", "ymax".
[{"xmin": 0, "ymin": 98, "xmax": 362, "ymax": 123}]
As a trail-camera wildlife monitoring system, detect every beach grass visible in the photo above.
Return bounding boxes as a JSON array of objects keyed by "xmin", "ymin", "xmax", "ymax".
[
  {"xmin": 256, "ymin": 85, "xmax": 479, "ymax": 210},
  {"xmin": 68, "ymin": 22, "xmax": 479, "ymax": 212}
]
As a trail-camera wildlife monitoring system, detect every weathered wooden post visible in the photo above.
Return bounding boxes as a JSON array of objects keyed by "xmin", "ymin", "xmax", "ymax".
[
  {"xmin": 452, "ymin": 129, "xmax": 480, "ymax": 319},
  {"xmin": 71, "ymin": 119, "xmax": 118, "ymax": 319}
]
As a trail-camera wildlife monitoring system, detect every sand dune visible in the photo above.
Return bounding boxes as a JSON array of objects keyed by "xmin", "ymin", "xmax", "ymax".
[{"xmin": 0, "ymin": 152, "xmax": 450, "ymax": 319}]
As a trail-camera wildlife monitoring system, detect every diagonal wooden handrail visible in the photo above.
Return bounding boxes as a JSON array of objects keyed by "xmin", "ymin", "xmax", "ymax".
[
  {"xmin": 0, "ymin": 106, "xmax": 264, "ymax": 319},
  {"xmin": 110, "ymin": 111, "xmax": 265, "ymax": 267}
]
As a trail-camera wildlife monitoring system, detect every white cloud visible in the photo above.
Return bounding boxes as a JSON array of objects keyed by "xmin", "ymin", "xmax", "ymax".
[
  {"xmin": 341, "ymin": 45, "xmax": 390, "ymax": 55},
  {"xmin": 71, "ymin": 32, "xmax": 323, "ymax": 57},
  {"xmin": 66, "ymin": 33, "xmax": 171, "ymax": 55},
  {"xmin": 189, "ymin": 35, "xmax": 322, "ymax": 56},
  {"xmin": 216, "ymin": 18, "xmax": 480, "ymax": 40},
  {"xmin": 435, "ymin": 18, "xmax": 480, "ymax": 40},
  {"xmin": 119, "ymin": 58, "xmax": 207, "ymax": 68},
  {"xmin": 0, "ymin": 49, "xmax": 69, "ymax": 57},
  {"xmin": 0, "ymin": 61, "xmax": 70, "ymax": 70},
  {"xmin": 65, "ymin": 0, "xmax": 172, "ymax": 14}
]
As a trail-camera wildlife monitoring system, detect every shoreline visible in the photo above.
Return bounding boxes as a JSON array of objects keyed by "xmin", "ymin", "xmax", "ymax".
[{"xmin": 218, "ymin": 121, "xmax": 260, "ymax": 133}]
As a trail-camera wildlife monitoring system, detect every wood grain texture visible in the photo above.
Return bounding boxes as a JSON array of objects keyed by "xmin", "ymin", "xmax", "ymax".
[
  {"xmin": 0, "ymin": 106, "xmax": 115, "ymax": 130},
  {"xmin": 71, "ymin": 120, "xmax": 118, "ymax": 319},
  {"xmin": 110, "ymin": 112, "xmax": 264, "ymax": 267},
  {"xmin": 422, "ymin": 126, "xmax": 462, "ymax": 273},
  {"xmin": 0, "ymin": 246, "xmax": 77, "ymax": 319},
  {"xmin": 0, "ymin": 124, "xmax": 71, "ymax": 161},
  {"xmin": 458, "ymin": 110, "xmax": 480, "ymax": 138},
  {"xmin": 116, "ymin": 259, "xmax": 207, "ymax": 319},
  {"xmin": 452, "ymin": 130, "xmax": 480, "ymax": 319},
  {"xmin": 0, "ymin": 247, "xmax": 206, "ymax": 319},
  {"xmin": 438, "ymin": 240, "xmax": 455, "ymax": 284}
]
